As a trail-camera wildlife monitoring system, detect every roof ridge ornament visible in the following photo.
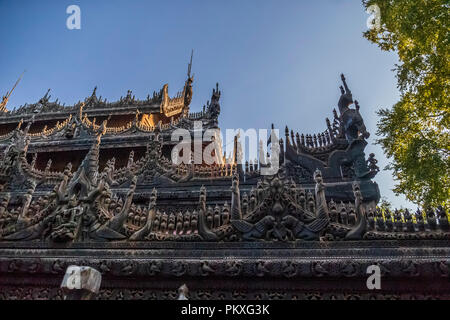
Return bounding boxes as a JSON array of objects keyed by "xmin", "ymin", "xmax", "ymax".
[
  {"xmin": 336, "ymin": 74, "xmax": 371, "ymax": 144},
  {"xmin": 338, "ymin": 73, "xmax": 353, "ymax": 115},
  {"xmin": 40, "ymin": 89, "xmax": 51, "ymax": 105},
  {"xmin": 0, "ymin": 70, "xmax": 25, "ymax": 113},
  {"xmin": 187, "ymin": 49, "xmax": 194, "ymax": 80},
  {"xmin": 340, "ymin": 73, "xmax": 351, "ymax": 95}
]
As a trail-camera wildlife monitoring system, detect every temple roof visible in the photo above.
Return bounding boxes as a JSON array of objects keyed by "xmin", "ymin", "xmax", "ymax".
[
  {"xmin": 1, "ymin": 53, "xmax": 196, "ymax": 123},
  {"xmin": 1, "ymin": 84, "xmax": 181, "ymax": 120}
]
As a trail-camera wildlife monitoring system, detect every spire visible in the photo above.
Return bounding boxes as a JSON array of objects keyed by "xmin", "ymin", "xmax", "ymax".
[
  {"xmin": 187, "ymin": 49, "xmax": 194, "ymax": 79},
  {"xmin": 0, "ymin": 70, "xmax": 25, "ymax": 112},
  {"xmin": 267, "ymin": 123, "xmax": 275, "ymax": 146},
  {"xmin": 183, "ymin": 50, "xmax": 194, "ymax": 109}
]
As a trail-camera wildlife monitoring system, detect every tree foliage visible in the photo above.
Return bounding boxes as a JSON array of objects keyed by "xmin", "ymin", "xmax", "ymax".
[{"xmin": 363, "ymin": 0, "xmax": 449, "ymax": 208}]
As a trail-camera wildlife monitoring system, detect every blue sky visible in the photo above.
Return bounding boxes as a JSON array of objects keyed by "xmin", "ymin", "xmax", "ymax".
[{"xmin": 0, "ymin": 0, "xmax": 413, "ymax": 209}]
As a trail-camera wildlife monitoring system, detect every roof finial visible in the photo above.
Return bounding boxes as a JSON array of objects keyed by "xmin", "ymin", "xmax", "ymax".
[
  {"xmin": 187, "ymin": 49, "xmax": 194, "ymax": 79},
  {"xmin": 0, "ymin": 70, "xmax": 25, "ymax": 112},
  {"xmin": 341, "ymin": 73, "xmax": 351, "ymax": 94}
]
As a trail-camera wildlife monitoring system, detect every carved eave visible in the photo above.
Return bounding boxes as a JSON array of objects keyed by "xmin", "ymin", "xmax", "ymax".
[{"xmin": 0, "ymin": 111, "xmax": 208, "ymax": 147}]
